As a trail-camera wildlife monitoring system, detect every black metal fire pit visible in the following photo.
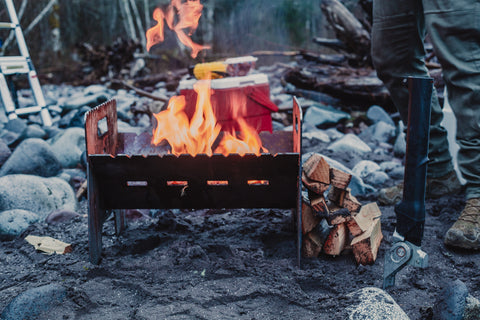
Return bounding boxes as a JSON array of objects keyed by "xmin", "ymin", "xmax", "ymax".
[{"xmin": 85, "ymin": 98, "xmax": 303, "ymax": 265}]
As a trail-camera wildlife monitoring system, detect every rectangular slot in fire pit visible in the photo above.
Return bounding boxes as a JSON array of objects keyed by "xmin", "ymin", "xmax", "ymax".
[{"xmin": 85, "ymin": 98, "xmax": 303, "ymax": 265}]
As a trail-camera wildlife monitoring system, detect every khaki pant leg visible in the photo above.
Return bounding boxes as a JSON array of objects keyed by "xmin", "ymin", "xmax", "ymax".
[
  {"xmin": 372, "ymin": 0, "xmax": 454, "ymax": 178},
  {"xmin": 424, "ymin": 0, "xmax": 480, "ymax": 198}
]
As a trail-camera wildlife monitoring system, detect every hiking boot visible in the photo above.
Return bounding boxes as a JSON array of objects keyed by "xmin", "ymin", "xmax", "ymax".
[
  {"xmin": 377, "ymin": 170, "xmax": 462, "ymax": 205},
  {"xmin": 444, "ymin": 198, "xmax": 480, "ymax": 250}
]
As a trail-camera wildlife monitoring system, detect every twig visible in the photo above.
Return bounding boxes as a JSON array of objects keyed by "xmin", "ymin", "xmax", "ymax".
[
  {"xmin": 24, "ymin": 0, "xmax": 56, "ymax": 35},
  {"xmin": 129, "ymin": 0, "xmax": 147, "ymax": 50},
  {"xmin": 111, "ymin": 79, "xmax": 169, "ymax": 102}
]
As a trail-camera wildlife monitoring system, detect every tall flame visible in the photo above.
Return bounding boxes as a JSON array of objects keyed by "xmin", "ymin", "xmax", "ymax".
[
  {"xmin": 152, "ymin": 80, "xmax": 267, "ymax": 156},
  {"xmin": 146, "ymin": 0, "xmax": 211, "ymax": 58}
]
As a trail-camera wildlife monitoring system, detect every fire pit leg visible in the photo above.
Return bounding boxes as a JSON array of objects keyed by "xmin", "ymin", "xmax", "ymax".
[
  {"xmin": 87, "ymin": 164, "xmax": 104, "ymax": 265},
  {"xmin": 114, "ymin": 209, "xmax": 126, "ymax": 235}
]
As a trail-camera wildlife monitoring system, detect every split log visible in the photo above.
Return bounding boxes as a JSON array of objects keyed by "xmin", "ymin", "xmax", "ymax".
[
  {"xmin": 323, "ymin": 223, "xmax": 348, "ymax": 256},
  {"xmin": 351, "ymin": 217, "xmax": 383, "ymax": 265},
  {"xmin": 302, "ymin": 172, "xmax": 329, "ymax": 195},
  {"xmin": 328, "ymin": 186, "xmax": 346, "ymax": 207},
  {"xmin": 303, "ymin": 153, "xmax": 330, "ymax": 184},
  {"xmin": 302, "ymin": 198, "xmax": 321, "ymax": 235},
  {"xmin": 303, "ymin": 228, "xmax": 324, "ymax": 258},
  {"xmin": 343, "ymin": 189, "xmax": 362, "ymax": 214},
  {"xmin": 310, "ymin": 194, "xmax": 329, "ymax": 217},
  {"xmin": 330, "ymin": 167, "xmax": 352, "ymax": 190},
  {"xmin": 325, "ymin": 206, "xmax": 351, "ymax": 226},
  {"xmin": 346, "ymin": 202, "xmax": 382, "ymax": 237}
]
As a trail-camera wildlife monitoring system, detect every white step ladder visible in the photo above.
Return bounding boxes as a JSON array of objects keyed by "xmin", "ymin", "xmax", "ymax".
[{"xmin": 0, "ymin": 0, "xmax": 52, "ymax": 126}]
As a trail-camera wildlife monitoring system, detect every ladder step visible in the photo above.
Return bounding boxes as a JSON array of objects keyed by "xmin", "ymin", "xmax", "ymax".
[
  {"xmin": 0, "ymin": 22, "xmax": 15, "ymax": 29},
  {"xmin": 13, "ymin": 106, "xmax": 43, "ymax": 115}
]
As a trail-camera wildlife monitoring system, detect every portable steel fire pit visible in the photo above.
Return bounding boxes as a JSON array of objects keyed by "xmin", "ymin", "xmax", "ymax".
[{"xmin": 85, "ymin": 98, "xmax": 302, "ymax": 265}]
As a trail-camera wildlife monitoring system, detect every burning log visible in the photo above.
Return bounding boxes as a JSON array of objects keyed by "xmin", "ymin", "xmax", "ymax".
[{"xmin": 351, "ymin": 217, "xmax": 383, "ymax": 265}]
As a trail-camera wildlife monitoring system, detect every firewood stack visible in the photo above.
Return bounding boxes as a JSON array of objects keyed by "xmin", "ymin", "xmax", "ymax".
[{"xmin": 301, "ymin": 153, "xmax": 383, "ymax": 265}]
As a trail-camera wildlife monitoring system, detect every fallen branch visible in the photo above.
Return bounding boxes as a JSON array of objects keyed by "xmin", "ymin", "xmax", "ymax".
[{"xmin": 111, "ymin": 79, "xmax": 169, "ymax": 102}]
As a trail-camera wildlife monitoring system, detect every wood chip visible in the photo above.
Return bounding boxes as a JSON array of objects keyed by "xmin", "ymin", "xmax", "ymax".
[{"xmin": 25, "ymin": 235, "xmax": 72, "ymax": 255}]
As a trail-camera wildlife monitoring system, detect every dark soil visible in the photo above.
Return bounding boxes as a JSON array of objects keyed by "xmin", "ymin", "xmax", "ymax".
[{"xmin": 1, "ymin": 150, "xmax": 479, "ymax": 319}]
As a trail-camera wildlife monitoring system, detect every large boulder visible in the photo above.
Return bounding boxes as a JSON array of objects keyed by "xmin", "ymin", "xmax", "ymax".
[
  {"xmin": 0, "ymin": 138, "xmax": 62, "ymax": 177},
  {"xmin": 0, "ymin": 174, "xmax": 78, "ymax": 220},
  {"xmin": 345, "ymin": 287, "xmax": 409, "ymax": 320}
]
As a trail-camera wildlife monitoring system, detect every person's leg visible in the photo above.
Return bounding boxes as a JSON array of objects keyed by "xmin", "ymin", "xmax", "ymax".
[
  {"xmin": 424, "ymin": 0, "xmax": 480, "ymax": 199},
  {"xmin": 371, "ymin": 0, "xmax": 454, "ymax": 178},
  {"xmin": 423, "ymin": 0, "xmax": 480, "ymax": 249}
]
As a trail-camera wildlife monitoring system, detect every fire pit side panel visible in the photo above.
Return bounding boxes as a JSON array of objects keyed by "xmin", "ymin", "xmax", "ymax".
[{"xmin": 89, "ymin": 153, "xmax": 299, "ymax": 210}]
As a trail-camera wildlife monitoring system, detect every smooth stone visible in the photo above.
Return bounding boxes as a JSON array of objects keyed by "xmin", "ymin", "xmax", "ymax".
[
  {"xmin": 304, "ymin": 105, "xmax": 350, "ymax": 127},
  {"xmin": 49, "ymin": 127, "xmax": 85, "ymax": 168},
  {"xmin": 0, "ymin": 284, "xmax": 67, "ymax": 320},
  {"xmin": 366, "ymin": 105, "xmax": 395, "ymax": 127},
  {"xmin": 45, "ymin": 209, "xmax": 81, "ymax": 224},
  {"xmin": 0, "ymin": 138, "xmax": 62, "ymax": 177},
  {"xmin": 364, "ymin": 171, "xmax": 389, "ymax": 187},
  {"xmin": 0, "ymin": 209, "xmax": 40, "ymax": 239},
  {"xmin": 0, "ymin": 139, "xmax": 11, "ymax": 166},
  {"xmin": 327, "ymin": 134, "xmax": 372, "ymax": 155},
  {"xmin": 0, "ymin": 174, "xmax": 78, "ymax": 220},
  {"xmin": 352, "ymin": 160, "xmax": 381, "ymax": 179},
  {"xmin": 346, "ymin": 287, "xmax": 409, "ymax": 320},
  {"xmin": 433, "ymin": 279, "xmax": 469, "ymax": 320}
]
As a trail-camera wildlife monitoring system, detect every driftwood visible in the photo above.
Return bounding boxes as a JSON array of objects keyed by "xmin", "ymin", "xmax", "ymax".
[
  {"xmin": 283, "ymin": 66, "xmax": 392, "ymax": 108},
  {"xmin": 320, "ymin": 0, "xmax": 371, "ymax": 66}
]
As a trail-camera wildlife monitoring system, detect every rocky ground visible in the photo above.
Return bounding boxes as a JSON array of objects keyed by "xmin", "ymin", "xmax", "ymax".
[{"xmin": 0, "ymin": 61, "xmax": 479, "ymax": 319}]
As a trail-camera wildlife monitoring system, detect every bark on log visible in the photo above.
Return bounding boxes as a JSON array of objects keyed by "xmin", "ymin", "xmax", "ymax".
[{"xmin": 320, "ymin": 0, "xmax": 371, "ymax": 66}]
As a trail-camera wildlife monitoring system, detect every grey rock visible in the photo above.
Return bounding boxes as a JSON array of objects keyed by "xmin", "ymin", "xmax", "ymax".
[
  {"xmin": 0, "ymin": 139, "xmax": 11, "ymax": 166},
  {"xmin": 371, "ymin": 121, "xmax": 396, "ymax": 143},
  {"xmin": 84, "ymin": 84, "xmax": 109, "ymax": 95},
  {"xmin": 304, "ymin": 105, "xmax": 350, "ymax": 127},
  {"xmin": 0, "ymin": 209, "xmax": 39, "ymax": 239},
  {"xmin": 0, "ymin": 174, "xmax": 78, "ymax": 220},
  {"xmin": 366, "ymin": 105, "xmax": 395, "ymax": 127},
  {"xmin": 45, "ymin": 209, "xmax": 81, "ymax": 224},
  {"xmin": 49, "ymin": 127, "xmax": 85, "ymax": 168},
  {"xmin": 4, "ymin": 118, "xmax": 27, "ymax": 134},
  {"xmin": 364, "ymin": 171, "xmax": 389, "ymax": 187},
  {"xmin": 389, "ymin": 166, "xmax": 405, "ymax": 180},
  {"xmin": 352, "ymin": 160, "xmax": 381, "ymax": 179},
  {"xmin": 0, "ymin": 283, "xmax": 67, "ymax": 320},
  {"xmin": 22, "ymin": 124, "xmax": 47, "ymax": 139},
  {"xmin": 303, "ymin": 130, "xmax": 330, "ymax": 143},
  {"xmin": 327, "ymin": 134, "xmax": 372, "ymax": 155},
  {"xmin": 346, "ymin": 287, "xmax": 409, "ymax": 320},
  {"xmin": 379, "ymin": 160, "xmax": 402, "ymax": 173},
  {"xmin": 325, "ymin": 128, "xmax": 345, "ymax": 141},
  {"xmin": 44, "ymin": 126, "xmax": 63, "ymax": 139},
  {"xmin": 464, "ymin": 294, "xmax": 480, "ymax": 320},
  {"xmin": 433, "ymin": 279, "xmax": 469, "ymax": 320},
  {"xmin": 67, "ymin": 106, "xmax": 91, "ymax": 128},
  {"xmin": 0, "ymin": 129, "xmax": 20, "ymax": 147},
  {"xmin": 62, "ymin": 92, "xmax": 109, "ymax": 111},
  {"xmin": 394, "ymin": 131, "xmax": 407, "ymax": 157},
  {"xmin": 0, "ymin": 138, "xmax": 62, "ymax": 177}
]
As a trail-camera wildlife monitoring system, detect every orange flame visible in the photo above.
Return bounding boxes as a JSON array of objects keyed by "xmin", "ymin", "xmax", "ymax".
[
  {"xmin": 146, "ymin": 0, "xmax": 211, "ymax": 58},
  {"xmin": 152, "ymin": 79, "xmax": 267, "ymax": 156}
]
